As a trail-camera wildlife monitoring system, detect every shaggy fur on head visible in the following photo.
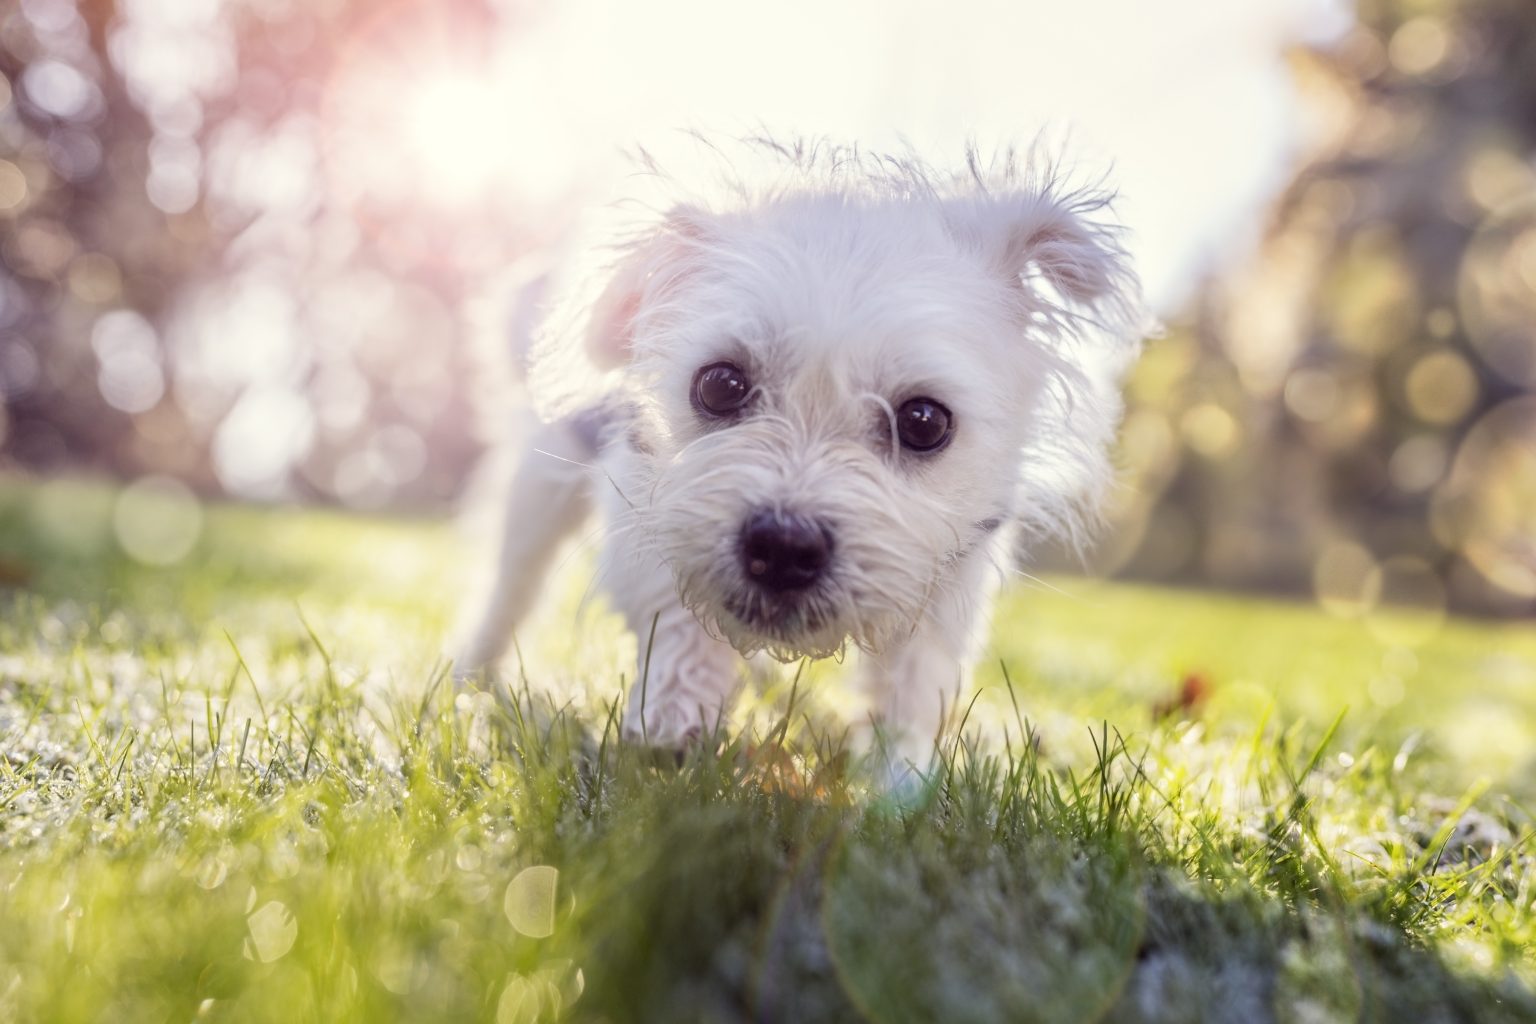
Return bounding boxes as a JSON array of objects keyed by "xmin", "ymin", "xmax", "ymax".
[{"xmin": 458, "ymin": 137, "xmax": 1148, "ymax": 779}]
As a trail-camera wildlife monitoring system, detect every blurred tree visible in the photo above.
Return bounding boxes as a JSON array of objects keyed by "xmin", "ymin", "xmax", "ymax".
[
  {"xmin": 1, "ymin": 0, "xmax": 523, "ymax": 506},
  {"xmin": 4, "ymin": 0, "xmax": 1532, "ymax": 614},
  {"xmin": 1, "ymin": 0, "xmax": 212, "ymax": 478},
  {"xmin": 1107, "ymin": 0, "xmax": 1536, "ymax": 615}
]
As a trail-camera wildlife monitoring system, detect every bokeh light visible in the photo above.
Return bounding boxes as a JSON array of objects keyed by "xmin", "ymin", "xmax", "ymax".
[
  {"xmin": 1402, "ymin": 348, "xmax": 1478, "ymax": 425},
  {"xmin": 0, "ymin": 161, "xmax": 26, "ymax": 210},
  {"xmin": 1387, "ymin": 434, "xmax": 1448, "ymax": 494},
  {"xmin": 0, "ymin": 0, "xmax": 1531, "ymax": 619},
  {"xmin": 1082, "ymin": 0, "xmax": 1536, "ymax": 617},
  {"xmin": 1431, "ymin": 398, "xmax": 1536, "ymax": 599},
  {"xmin": 243, "ymin": 900, "xmax": 299, "ymax": 964},
  {"xmin": 504, "ymin": 866, "xmax": 559, "ymax": 940},
  {"xmin": 113, "ymin": 474, "xmax": 203, "ymax": 566},
  {"xmin": 1388, "ymin": 17, "xmax": 1452, "ymax": 78},
  {"xmin": 1460, "ymin": 200, "xmax": 1536, "ymax": 388},
  {"xmin": 92, "ymin": 310, "xmax": 164, "ymax": 414},
  {"xmin": 1314, "ymin": 541, "xmax": 1382, "ymax": 618}
]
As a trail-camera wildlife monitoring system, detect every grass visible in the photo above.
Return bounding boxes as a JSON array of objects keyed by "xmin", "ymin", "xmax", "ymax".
[{"xmin": 1, "ymin": 473, "xmax": 1534, "ymax": 1022}]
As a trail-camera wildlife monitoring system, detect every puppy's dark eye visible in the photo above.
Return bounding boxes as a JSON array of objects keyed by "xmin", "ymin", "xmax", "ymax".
[
  {"xmin": 692, "ymin": 362, "xmax": 752, "ymax": 417},
  {"xmin": 895, "ymin": 397, "xmax": 953, "ymax": 452}
]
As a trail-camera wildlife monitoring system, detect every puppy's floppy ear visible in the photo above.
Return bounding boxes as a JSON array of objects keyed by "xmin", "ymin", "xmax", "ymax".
[
  {"xmin": 583, "ymin": 251, "xmax": 647, "ymax": 370},
  {"xmin": 955, "ymin": 187, "xmax": 1145, "ymax": 348},
  {"xmin": 584, "ymin": 206, "xmax": 707, "ymax": 369}
]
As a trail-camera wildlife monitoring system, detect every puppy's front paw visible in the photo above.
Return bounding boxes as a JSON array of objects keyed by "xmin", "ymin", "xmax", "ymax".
[
  {"xmin": 620, "ymin": 697, "xmax": 712, "ymax": 754},
  {"xmin": 871, "ymin": 757, "xmax": 938, "ymax": 813},
  {"xmin": 450, "ymin": 660, "xmax": 491, "ymax": 691},
  {"xmin": 618, "ymin": 648, "xmax": 738, "ymax": 755},
  {"xmin": 449, "ymin": 636, "xmax": 502, "ymax": 689}
]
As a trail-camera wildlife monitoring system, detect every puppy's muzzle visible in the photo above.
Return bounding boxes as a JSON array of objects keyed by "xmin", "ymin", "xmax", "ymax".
[{"xmin": 738, "ymin": 508, "xmax": 834, "ymax": 592}]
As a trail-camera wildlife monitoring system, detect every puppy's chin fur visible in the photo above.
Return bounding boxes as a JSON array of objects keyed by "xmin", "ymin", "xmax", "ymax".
[
  {"xmin": 675, "ymin": 561, "xmax": 906, "ymax": 664},
  {"xmin": 708, "ymin": 592, "xmax": 851, "ymax": 663},
  {"xmin": 683, "ymin": 557, "xmax": 937, "ymax": 663}
]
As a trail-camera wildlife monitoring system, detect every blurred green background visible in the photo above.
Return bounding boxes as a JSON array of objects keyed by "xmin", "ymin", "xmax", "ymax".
[{"xmin": 0, "ymin": 0, "xmax": 1533, "ymax": 622}]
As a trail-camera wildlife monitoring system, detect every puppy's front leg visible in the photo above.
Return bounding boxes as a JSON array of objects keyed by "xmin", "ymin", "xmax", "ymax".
[
  {"xmin": 859, "ymin": 621, "xmax": 967, "ymax": 787},
  {"xmin": 859, "ymin": 548, "xmax": 1000, "ymax": 787},
  {"xmin": 607, "ymin": 553, "xmax": 743, "ymax": 749}
]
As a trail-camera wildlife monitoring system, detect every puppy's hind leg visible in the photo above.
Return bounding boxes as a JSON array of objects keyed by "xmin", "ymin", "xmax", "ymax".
[{"xmin": 452, "ymin": 413, "xmax": 600, "ymax": 682}]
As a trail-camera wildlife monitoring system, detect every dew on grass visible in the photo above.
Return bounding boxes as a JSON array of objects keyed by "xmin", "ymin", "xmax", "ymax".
[
  {"xmin": 243, "ymin": 900, "xmax": 297, "ymax": 962},
  {"xmin": 504, "ymin": 865, "xmax": 559, "ymax": 939},
  {"xmin": 62, "ymin": 908, "xmax": 80, "ymax": 953},
  {"xmin": 266, "ymin": 838, "xmax": 300, "ymax": 879},
  {"xmin": 497, "ymin": 961, "xmax": 583, "ymax": 1024},
  {"xmin": 497, "ymin": 973, "xmax": 552, "ymax": 1024},
  {"xmin": 3, "ymin": 485, "xmax": 1535, "ymax": 1021},
  {"xmin": 373, "ymin": 942, "xmax": 431, "ymax": 995},
  {"xmin": 548, "ymin": 959, "xmax": 585, "ymax": 1005},
  {"xmin": 193, "ymin": 851, "xmax": 230, "ymax": 890},
  {"xmin": 420, "ymin": 848, "xmax": 449, "ymax": 885}
]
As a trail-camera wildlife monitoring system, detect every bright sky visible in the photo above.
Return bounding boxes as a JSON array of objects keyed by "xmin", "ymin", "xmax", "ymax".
[
  {"xmin": 396, "ymin": 0, "xmax": 1352, "ymax": 311},
  {"xmin": 112, "ymin": 0, "xmax": 1354, "ymax": 498}
]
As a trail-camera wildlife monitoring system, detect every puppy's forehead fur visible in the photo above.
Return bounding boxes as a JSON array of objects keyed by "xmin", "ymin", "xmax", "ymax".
[
  {"xmin": 526, "ymin": 140, "xmax": 1146, "ymax": 553},
  {"xmin": 634, "ymin": 195, "xmax": 1027, "ymax": 437}
]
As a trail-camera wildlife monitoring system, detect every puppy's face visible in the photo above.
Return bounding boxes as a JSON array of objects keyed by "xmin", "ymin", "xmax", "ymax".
[{"xmin": 587, "ymin": 181, "xmax": 1140, "ymax": 659}]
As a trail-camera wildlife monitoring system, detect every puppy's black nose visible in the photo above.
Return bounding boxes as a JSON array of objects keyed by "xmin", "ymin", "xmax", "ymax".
[{"xmin": 739, "ymin": 508, "xmax": 833, "ymax": 592}]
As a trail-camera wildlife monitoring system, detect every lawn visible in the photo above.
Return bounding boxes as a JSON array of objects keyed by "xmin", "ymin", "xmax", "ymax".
[{"xmin": 1, "ymin": 475, "xmax": 1534, "ymax": 1023}]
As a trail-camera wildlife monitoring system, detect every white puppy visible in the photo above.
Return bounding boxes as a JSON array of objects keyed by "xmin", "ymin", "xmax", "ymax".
[{"xmin": 456, "ymin": 143, "xmax": 1146, "ymax": 778}]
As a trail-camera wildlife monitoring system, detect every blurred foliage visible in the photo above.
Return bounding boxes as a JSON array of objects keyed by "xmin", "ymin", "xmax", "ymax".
[
  {"xmin": 1098, "ymin": 0, "xmax": 1536, "ymax": 615},
  {"xmin": 0, "ymin": 0, "xmax": 526, "ymax": 506},
  {"xmin": 1, "ymin": 0, "xmax": 1534, "ymax": 614}
]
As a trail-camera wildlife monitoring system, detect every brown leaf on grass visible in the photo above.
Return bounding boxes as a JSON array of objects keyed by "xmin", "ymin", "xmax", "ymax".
[
  {"xmin": 1153, "ymin": 672, "xmax": 1211, "ymax": 721},
  {"xmin": 0, "ymin": 558, "xmax": 34, "ymax": 588}
]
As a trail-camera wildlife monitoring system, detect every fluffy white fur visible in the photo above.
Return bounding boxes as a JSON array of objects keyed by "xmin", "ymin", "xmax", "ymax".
[{"xmin": 455, "ymin": 140, "xmax": 1148, "ymax": 780}]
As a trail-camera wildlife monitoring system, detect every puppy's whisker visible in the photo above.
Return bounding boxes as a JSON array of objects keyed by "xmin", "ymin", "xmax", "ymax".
[
  {"xmin": 902, "ymin": 566, "xmax": 944, "ymax": 643},
  {"xmin": 532, "ymin": 447, "xmax": 596, "ymax": 470},
  {"xmin": 544, "ymin": 516, "xmax": 647, "ymax": 622},
  {"xmin": 1006, "ymin": 566, "xmax": 1100, "ymax": 606},
  {"xmin": 550, "ymin": 520, "xmax": 617, "ymax": 578},
  {"xmin": 531, "ymin": 446, "xmax": 640, "ymax": 512},
  {"xmin": 573, "ymin": 562, "xmax": 610, "ymax": 623}
]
